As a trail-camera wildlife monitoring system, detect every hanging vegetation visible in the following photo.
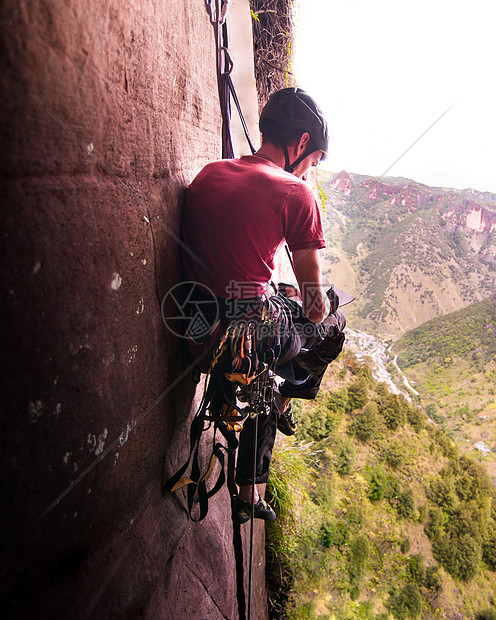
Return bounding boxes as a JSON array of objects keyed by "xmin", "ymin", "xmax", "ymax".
[{"xmin": 249, "ymin": 0, "xmax": 296, "ymax": 106}]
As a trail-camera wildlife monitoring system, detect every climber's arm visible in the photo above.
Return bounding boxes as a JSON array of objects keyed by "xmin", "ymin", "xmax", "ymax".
[{"xmin": 292, "ymin": 248, "xmax": 330, "ymax": 323}]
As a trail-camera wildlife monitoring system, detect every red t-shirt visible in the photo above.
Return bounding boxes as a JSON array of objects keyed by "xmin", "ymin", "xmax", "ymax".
[{"xmin": 182, "ymin": 155, "xmax": 326, "ymax": 298}]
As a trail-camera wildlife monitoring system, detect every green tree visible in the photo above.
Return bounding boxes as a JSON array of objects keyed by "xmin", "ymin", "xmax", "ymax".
[
  {"xmin": 408, "ymin": 553, "xmax": 426, "ymax": 584},
  {"xmin": 348, "ymin": 535, "xmax": 370, "ymax": 581},
  {"xmin": 383, "ymin": 440, "xmax": 408, "ymax": 469},
  {"xmin": 298, "ymin": 390, "xmax": 348, "ymax": 441},
  {"xmin": 352, "ymin": 363, "xmax": 373, "ymax": 384},
  {"xmin": 433, "ymin": 533, "xmax": 482, "ymax": 581},
  {"xmin": 482, "ymin": 522, "xmax": 496, "ymax": 570},
  {"xmin": 375, "ymin": 382, "xmax": 390, "ymax": 399},
  {"xmin": 424, "ymin": 566, "xmax": 442, "ymax": 593},
  {"xmin": 432, "ymin": 428, "xmax": 459, "ymax": 459},
  {"xmin": 425, "ymin": 403, "xmax": 437, "ymax": 418},
  {"xmin": 336, "ymin": 439, "xmax": 355, "ymax": 476},
  {"xmin": 350, "ymin": 534, "xmax": 369, "ymax": 563},
  {"xmin": 327, "ymin": 389, "xmax": 349, "ymax": 414},
  {"xmin": 298, "ymin": 408, "xmax": 328, "ymax": 441},
  {"xmin": 430, "ymin": 476, "xmax": 457, "ymax": 509},
  {"xmin": 424, "ymin": 506, "xmax": 444, "ymax": 539},
  {"xmin": 387, "ymin": 583, "xmax": 422, "ymax": 619},
  {"xmin": 347, "ymin": 377, "xmax": 369, "ymax": 411},
  {"xmin": 449, "ymin": 534, "xmax": 482, "ymax": 580},
  {"xmin": 455, "ymin": 456, "xmax": 491, "ymax": 504},
  {"xmin": 417, "ymin": 504, "xmax": 428, "ymax": 523},
  {"xmin": 320, "ymin": 518, "xmax": 349, "ymax": 548},
  {"xmin": 397, "ymin": 489, "xmax": 415, "ymax": 520},
  {"xmin": 379, "ymin": 393, "xmax": 405, "ymax": 430},
  {"xmin": 400, "ymin": 538, "xmax": 411, "ymax": 554},
  {"xmin": 368, "ymin": 465, "xmax": 387, "ymax": 501},
  {"xmin": 447, "ymin": 504, "xmax": 484, "ymax": 542},
  {"xmin": 406, "ymin": 405, "xmax": 426, "ymax": 432},
  {"xmin": 349, "ymin": 402, "xmax": 379, "ymax": 441}
]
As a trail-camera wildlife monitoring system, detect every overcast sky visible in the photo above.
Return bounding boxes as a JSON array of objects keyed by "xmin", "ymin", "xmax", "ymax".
[{"xmin": 294, "ymin": 0, "xmax": 496, "ymax": 193}]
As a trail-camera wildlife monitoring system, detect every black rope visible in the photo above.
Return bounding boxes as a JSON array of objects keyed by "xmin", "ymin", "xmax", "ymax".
[
  {"xmin": 228, "ymin": 73, "xmax": 256, "ymax": 155},
  {"xmin": 206, "ymin": 5, "xmax": 260, "ymax": 618},
  {"xmin": 227, "ymin": 436, "xmax": 246, "ymax": 619},
  {"xmin": 247, "ymin": 414, "xmax": 259, "ymax": 620}
]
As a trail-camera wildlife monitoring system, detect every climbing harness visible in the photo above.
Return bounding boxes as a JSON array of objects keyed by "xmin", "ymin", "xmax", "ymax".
[{"xmin": 164, "ymin": 297, "xmax": 280, "ymax": 514}]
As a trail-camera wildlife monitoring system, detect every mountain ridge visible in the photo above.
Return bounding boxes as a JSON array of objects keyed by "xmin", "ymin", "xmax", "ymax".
[
  {"xmin": 318, "ymin": 170, "xmax": 496, "ymax": 338},
  {"xmin": 332, "ymin": 169, "xmax": 496, "ymax": 205}
]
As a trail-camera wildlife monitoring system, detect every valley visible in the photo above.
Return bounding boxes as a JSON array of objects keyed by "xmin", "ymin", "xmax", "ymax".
[
  {"xmin": 345, "ymin": 328, "xmax": 412, "ymax": 399},
  {"xmin": 345, "ymin": 325, "xmax": 496, "ymax": 481},
  {"xmin": 321, "ymin": 168, "xmax": 496, "ymax": 479}
]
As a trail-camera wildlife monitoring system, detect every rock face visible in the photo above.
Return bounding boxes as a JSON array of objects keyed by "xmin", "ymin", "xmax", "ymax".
[
  {"xmin": 445, "ymin": 202, "xmax": 496, "ymax": 234},
  {"xmin": 358, "ymin": 178, "xmax": 401, "ymax": 201},
  {"xmin": 0, "ymin": 1, "xmax": 267, "ymax": 619},
  {"xmin": 329, "ymin": 170, "xmax": 353, "ymax": 195}
]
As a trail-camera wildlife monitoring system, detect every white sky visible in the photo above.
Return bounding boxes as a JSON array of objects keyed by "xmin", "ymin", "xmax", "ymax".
[{"xmin": 293, "ymin": 0, "xmax": 496, "ymax": 193}]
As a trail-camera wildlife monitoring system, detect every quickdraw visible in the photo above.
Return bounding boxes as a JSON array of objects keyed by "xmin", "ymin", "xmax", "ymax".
[{"xmin": 205, "ymin": 300, "xmax": 280, "ymax": 421}]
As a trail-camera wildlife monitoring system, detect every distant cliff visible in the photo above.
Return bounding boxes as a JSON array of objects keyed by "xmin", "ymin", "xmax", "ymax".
[{"xmin": 329, "ymin": 170, "xmax": 496, "ymax": 232}]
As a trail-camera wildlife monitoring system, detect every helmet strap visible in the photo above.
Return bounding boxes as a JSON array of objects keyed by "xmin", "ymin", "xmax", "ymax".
[
  {"xmin": 283, "ymin": 144, "xmax": 294, "ymax": 173},
  {"xmin": 283, "ymin": 143, "xmax": 309, "ymax": 174}
]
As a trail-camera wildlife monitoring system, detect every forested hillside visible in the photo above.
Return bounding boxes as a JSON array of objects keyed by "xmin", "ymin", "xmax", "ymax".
[
  {"xmin": 317, "ymin": 171, "xmax": 496, "ymax": 337},
  {"xmin": 268, "ymin": 172, "xmax": 496, "ymax": 618},
  {"xmin": 394, "ymin": 297, "xmax": 496, "ymax": 368},
  {"xmin": 267, "ymin": 354, "xmax": 496, "ymax": 619},
  {"xmin": 391, "ymin": 297, "xmax": 496, "ymax": 480}
]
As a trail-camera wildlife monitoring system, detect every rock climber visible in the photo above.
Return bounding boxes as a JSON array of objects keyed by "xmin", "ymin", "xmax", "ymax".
[{"xmin": 181, "ymin": 87, "xmax": 346, "ymax": 523}]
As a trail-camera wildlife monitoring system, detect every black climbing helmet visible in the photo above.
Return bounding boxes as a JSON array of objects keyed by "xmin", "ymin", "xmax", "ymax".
[{"xmin": 259, "ymin": 87, "xmax": 329, "ymax": 172}]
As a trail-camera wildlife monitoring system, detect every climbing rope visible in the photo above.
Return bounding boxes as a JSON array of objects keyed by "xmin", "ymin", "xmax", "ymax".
[
  {"xmin": 204, "ymin": 5, "xmax": 260, "ymax": 619},
  {"xmin": 247, "ymin": 414, "xmax": 259, "ymax": 620},
  {"xmin": 159, "ymin": 6, "xmax": 262, "ymax": 619}
]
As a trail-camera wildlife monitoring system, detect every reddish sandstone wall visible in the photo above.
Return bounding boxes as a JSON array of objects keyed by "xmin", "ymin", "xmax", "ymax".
[{"xmin": 0, "ymin": 1, "xmax": 267, "ymax": 618}]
